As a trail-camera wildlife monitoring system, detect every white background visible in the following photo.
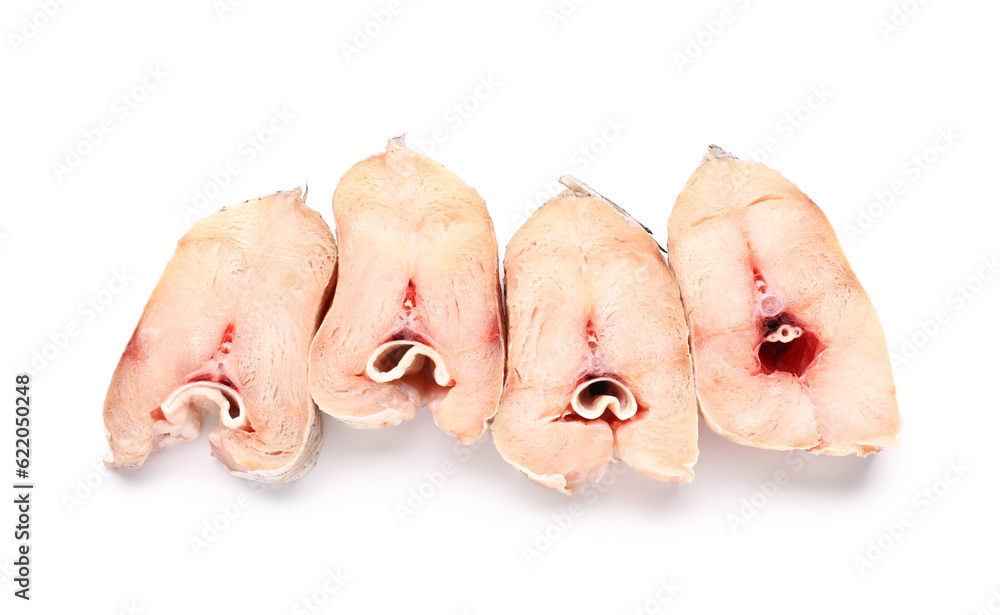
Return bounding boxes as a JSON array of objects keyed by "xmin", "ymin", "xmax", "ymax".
[{"xmin": 2, "ymin": 0, "xmax": 999, "ymax": 613}]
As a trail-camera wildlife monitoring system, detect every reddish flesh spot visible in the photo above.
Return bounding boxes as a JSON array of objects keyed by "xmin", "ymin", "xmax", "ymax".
[
  {"xmin": 758, "ymin": 328, "xmax": 824, "ymax": 377},
  {"xmin": 122, "ymin": 327, "xmax": 144, "ymax": 361},
  {"xmin": 150, "ymin": 407, "xmax": 165, "ymax": 421},
  {"xmin": 749, "ymin": 266, "xmax": 822, "ymax": 377},
  {"xmin": 186, "ymin": 325, "xmax": 242, "ymax": 393},
  {"xmin": 403, "ymin": 280, "xmax": 417, "ymax": 309},
  {"xmin": 585, "ymin": 320, "xmax": 598, "ymax": 349},
  {"xmin": 219, "ymin": 323, "xmax": 235, "ymax": 354},
  {"xmin": 752, "ymin": 267, "xmax": 768, "ymax": 293},
  {"xmin": 483, "ymin": 319, "xmax": 502, "ymax": 343}
]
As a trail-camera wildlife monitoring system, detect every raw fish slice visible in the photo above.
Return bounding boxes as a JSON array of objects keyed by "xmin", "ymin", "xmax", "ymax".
[
  {"xmin": 309, "ymin": 138, "xmax": 504, "ymax": 443},
  {"xmin": 667, "ymin": 147, "xmax": 899, "ymax": 454},
  {"xmin": 104, "ymin": 189, "xmax": 337, "ymax": 482},
  {"xmin": 493, "ymin": 177, "xmax": 698, "ymax": 494}
]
